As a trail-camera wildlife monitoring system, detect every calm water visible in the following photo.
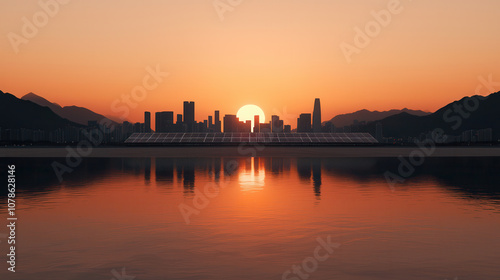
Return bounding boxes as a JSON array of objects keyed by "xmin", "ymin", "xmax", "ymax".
[{"xmin": 1, "ymin": 157, "xmax": 500, "ymax": 280}]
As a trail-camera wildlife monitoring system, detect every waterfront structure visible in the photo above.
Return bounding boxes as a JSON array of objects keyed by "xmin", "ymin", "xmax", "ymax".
[{"xmin": 313, "ymin": 98, "xmax": 321, "ymax": 133}]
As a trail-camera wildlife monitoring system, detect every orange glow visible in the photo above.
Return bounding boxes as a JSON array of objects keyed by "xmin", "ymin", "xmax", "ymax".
[
  {"xmin": 1, "ymin": 1, "xmax": 499, "ymax": 128},
  {"xmin": 237, "ymin": 104, "xmax": 265, "ymax": 131},
  {"xmin": 8, "ymin": 157, "xmax": 500, "ymax": 278}
]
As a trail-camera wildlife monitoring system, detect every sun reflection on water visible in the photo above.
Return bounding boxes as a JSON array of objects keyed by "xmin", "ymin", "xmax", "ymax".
[{"xmin": 239, "ymin": 158, "xmax": 265, "ymax": 192}]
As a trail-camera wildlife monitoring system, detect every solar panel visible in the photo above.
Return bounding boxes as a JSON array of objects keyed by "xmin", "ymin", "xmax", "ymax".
[{"xmin": 125, "ymin": 132, "xmax": 378, "ymax": 145}]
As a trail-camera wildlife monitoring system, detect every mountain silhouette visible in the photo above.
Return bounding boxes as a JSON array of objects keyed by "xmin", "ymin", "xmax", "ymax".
[
  {"xmin": 365, "ymin": 92, "xmax": 500, "ymax": 139},
  {"xmin": 0, "ymin": 90, "xmax": 82, "ymax": 130},
  {"xmin": 22, "ymin": 92, "xmax": 117, "ymax": 126},
  {"xmin": 326, "ymin": 108, "xmax": 431, "ymax": 127}
]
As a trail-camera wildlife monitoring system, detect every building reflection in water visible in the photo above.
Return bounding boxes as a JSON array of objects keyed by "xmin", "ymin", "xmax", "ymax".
[
  {"xmin": 1, "ymin": 157, "xmax": 499, "ymax": 205},
  {"xmin": 181, "ymin": 159, "xmax": 195, "ymax": 194},
  {"xmin": 151, "ymin": 157, "xmax": 322, "ymax": 198},
  {"xmin": 155, "ymin": 158, "xmax": 174, "ymax": 183},
  {"xmin": 147, "ymin": 157, "xmax": 500, "ymax": 202},
  {"xmin": 297, "ymin": 158, "xmax": 312, "ymax": 182},
  {"xmin": 312, "ymin": 159, "xmax": 322, "ymax": 198},
  {"xmin": 144, "ymin": 158, "xmax": 151, "ymax": 183},
  {"xmin": 296, "ymin": 158, "xmax": 323, "ymax": 199}
]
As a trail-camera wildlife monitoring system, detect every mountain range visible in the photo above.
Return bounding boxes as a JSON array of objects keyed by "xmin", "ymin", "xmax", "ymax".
[
  {"xmin": 22, "ymin": 92, "xmax": 117, "ymax": 126},
  {"xmin": 326, "ymin": 108, "xmax": 431, "ymax": 128},
  {"xmin": 1, "ymin": 89, "xmax": 499, "ymax": 140},
  {"xmin": 363, "ymin": 91, "xmax": 500, "ymax": 139},
  {"xmin": 0, "ymin": 90, "xmax": 81, "ymax": 130}
]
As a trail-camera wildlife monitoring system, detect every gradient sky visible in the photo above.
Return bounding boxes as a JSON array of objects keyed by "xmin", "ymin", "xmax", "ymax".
[{"xmin": 1, "ymin": 0, "xmax": 500, "ymax": 127}]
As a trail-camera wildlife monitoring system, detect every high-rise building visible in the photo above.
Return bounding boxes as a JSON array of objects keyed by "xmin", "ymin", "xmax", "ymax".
[
  {"xmin": 156, "ymin": 111, "xmax": 174, "ymax": 132},
  {"xmin": 271, "ymin": 115, "xmax": 278, "ymax": 132},
  {"xmin": 144, "ymin": 111, "xmax": 151, "ymax": 132},
  {"xmin": 243, "ymin": 120, "xmax": 252, "ymax": 132},
  {"xmin": 297, "ymin": 114, "xmax": 312, "ymax": 132},
  {"xmin": 183, "ymin": 101, "xmax": 195, "ymax": 132},
  {"xmin": 271, "ymin": 115, "xmax": 283, "ymax": 132},
  {"xmin": 313, "ymin": 98, "xmax": 321, "ymax": 133},
  {"xmin": 214, "ymin": 110, "xmax": 221, "ymax": 133},
  {"xmin": 174, "ymin": 114, "xmax": 183, "ymax": 132},
  {"xmin": 284, "ymin": 125, "xmax": 291, "ymax": 133},
  {"xmin": 254, "ymin": 115, "xmax": 260, "ymax": 133},
  {"xmin": 208, "ymin": 116, "xmax": 213, "ymax": 131},
  {"xmin": 133, "ymin": 122, "xmax": 142, "ymax": 133},
  {"xmin": 260, "ymin": 122, "xmax": 272, "ymax": 132},
  {"xmin": 223, "ymin": 115, "xmax": 238, "ymax": 132}
]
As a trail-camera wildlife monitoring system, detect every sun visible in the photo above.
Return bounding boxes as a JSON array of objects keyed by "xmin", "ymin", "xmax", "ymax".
[{"xmin": 236, "ymin": 104, "xmax": 266, "ymax": 132}]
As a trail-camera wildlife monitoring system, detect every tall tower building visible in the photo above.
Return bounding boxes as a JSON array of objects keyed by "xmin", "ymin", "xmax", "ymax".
[
  {"xmin": 208, "ymin": 116, "xmax": 213, "ymax": 131},
  {"xmin": 175, "ymin": 114, "xmax": 183, "ymax": 132},
  {"xmin": 313, "ymin": 98, "xmax": 321, "ymax": 133},
  {"xmin": 183, "ymin": 101, "xmax": 195, "ymax": 132},
  {"xmin": 254, "ymin": 115, "xmax": 260, "ymax": 133},
  {"xmin": 214, "ymin": 110, "xmax": 221, "ymax": 133},
  {"xmin": 144, "ymin": 111, "xmax": 151, "ymax": 133}
]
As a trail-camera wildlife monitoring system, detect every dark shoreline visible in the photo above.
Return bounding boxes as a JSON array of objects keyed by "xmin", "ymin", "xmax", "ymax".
[{"xmin": 1, "ymin": 146, "xmax": 500, "ymax": 158}]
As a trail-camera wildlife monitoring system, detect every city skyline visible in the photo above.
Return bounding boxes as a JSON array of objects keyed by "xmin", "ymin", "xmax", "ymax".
[
  {"xmin": 144, "ymin": 98, "xmax": 323, "ymax": 133},
  {"xmin": 2, "ymin": 2, "xmax": 500, "ymax": 280},
  {"xmin": 2, "ymin": 1, "xmax": 500, "ymax": 126}
]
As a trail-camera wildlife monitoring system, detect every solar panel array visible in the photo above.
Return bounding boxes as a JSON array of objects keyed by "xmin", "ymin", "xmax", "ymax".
[{"xmin": 125, "ymin": 132, "xmax": 378, "ymax": 145}]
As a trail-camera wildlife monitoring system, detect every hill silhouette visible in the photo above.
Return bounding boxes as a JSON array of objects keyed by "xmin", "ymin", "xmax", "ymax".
[
  {"xmin": 326, "ymin": 108, "xmax": 430, "ymax": 127},
  {"xmin": 22, "ymin": 92, "xmax": 117, "ymax": 126},
  {"xmin": 0, "ymin": 91, "xmax": 82, "ymax": 130},
  {"xmin": 365, "ymin": 92, "xmax": 500, "ymax": 139}
]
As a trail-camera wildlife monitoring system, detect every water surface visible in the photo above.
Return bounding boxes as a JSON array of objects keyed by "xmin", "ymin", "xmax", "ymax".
[{"xmin": 1, "ymin": 157, "xmax": 499, "ymax": 280}]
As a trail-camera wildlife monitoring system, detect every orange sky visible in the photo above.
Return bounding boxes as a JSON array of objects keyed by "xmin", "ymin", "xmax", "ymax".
[{"xmin": 1, "ymin": 0, "xmax": 500, "ymax": 127}]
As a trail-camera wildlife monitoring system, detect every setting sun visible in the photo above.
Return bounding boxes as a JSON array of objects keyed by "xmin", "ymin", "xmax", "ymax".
[{"xmin": 236, "ymin": 105, "xmax": 266, "ymax": 132}]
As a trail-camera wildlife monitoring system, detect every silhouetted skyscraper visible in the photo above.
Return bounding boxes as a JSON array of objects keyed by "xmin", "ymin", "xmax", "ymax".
[
  {"xmin": 254, "ymin": 115, "xmax": 260, "ymax": 133},
  {"xmin": 297, "ymin": 114, "xmax": 312, "ymax": 132},
  {"xmin": 224, "ymin": 115, "xmax": 238, "ymax": 132},
  {"xmin": 183, "ymin": 101, "xmax": 195, "ymax": 132},
  {"xmin": 260, "ymin": 122, "xmax": 272, "ymax": 132},
  {"xmin": 156, "ymin": 111, "xmax": 174, "ymax": 132},
  {"xmin": 271, "ymin": 115, "xmax": 283, "ymax": 132},
  {"xmin": 313, "ymin": 98, "xmax": 321, "ymax": 133},
  {"xmin": 133, "ymin": 122, "xmax": 142, "ymax": 133},
  {"xmin": 214, "ymin": 110, "xmax": 221, "ymax": 133},
  {"xmin": 243, "ymin": 120, "xmax": 251, "ymax": 132},
  {"xmin": 144, "ymin": 111, "xmax": 151, "ymax": 133},
  {"xmin": 174, "ymin": 114, "xmax": 183, "ymax": 132}
]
